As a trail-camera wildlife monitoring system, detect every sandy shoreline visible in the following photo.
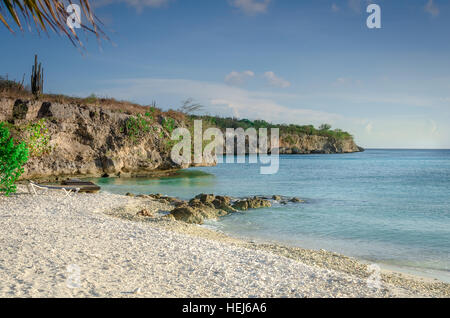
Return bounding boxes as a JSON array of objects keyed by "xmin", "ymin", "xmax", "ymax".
[{"xmin": 0, "ymin": 187, "xmax": 448, "ymax": 298}]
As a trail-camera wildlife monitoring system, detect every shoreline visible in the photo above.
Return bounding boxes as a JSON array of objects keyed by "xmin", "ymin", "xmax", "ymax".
[
  {"xmin": 92, "ymin": 192, "xmax": 450, "ymax": 297},
  {"xmin": 0, "ymin": 187, "xmax": 448, "ymax": 297},
  {"xmin": 200, "ymin": 223, "xmax": 450, "ymax": 285}
]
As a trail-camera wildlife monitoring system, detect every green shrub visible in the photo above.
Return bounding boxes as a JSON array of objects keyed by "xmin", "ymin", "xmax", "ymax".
[
  {"xmin": 319, "ymin": 124, "xmax": 332, "ymax": 131},
  {"xmin": 123, "ymin": 114, "xmax": 152, "ymax": 143},
  {"xmin": 0, "ymin": 123, "xmax": 29, "ymax": 196},
  {"xmin": 162, "ymin": 117, "xmax": 175, "ymax": 134}
]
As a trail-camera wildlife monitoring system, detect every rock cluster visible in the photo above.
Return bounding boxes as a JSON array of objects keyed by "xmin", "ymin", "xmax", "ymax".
[
  {"xmin": 170, "ymin": 194, "xmax": 237, "ymax": 224},
  {"xmin": 231, "ymin": 197, "xmax": 272, "ymax": 211},
  {"xmin": 132, "ymin": 193, "xmax": 305, "ymax": 225}
]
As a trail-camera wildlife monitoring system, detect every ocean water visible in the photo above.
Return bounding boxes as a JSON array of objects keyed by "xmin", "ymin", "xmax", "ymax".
[{"xmin": 91, "ymin": 149, "xmax": 450, "ymax": 282}]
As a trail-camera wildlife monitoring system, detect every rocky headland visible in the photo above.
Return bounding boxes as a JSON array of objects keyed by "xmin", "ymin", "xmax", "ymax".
[{"xmin": 0, "ymin": 96, "xmax": 363, "ymax": 180}]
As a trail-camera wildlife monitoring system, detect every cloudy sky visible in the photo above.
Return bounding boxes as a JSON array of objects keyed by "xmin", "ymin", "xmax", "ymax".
[{"xmin": 1, "ymin": 0, "xmax": 450, "ymax": 148}]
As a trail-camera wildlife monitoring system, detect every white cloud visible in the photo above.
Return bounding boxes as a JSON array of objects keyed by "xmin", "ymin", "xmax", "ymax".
[
  {"xmin": 96, "ymin": 0, "xmax": 171, "ymax": 11},
  {"xmin": 224, "ymin": 70, "xmax": 255, "ymax": 86},
  {"xmin": 425, "ymin": 0, "xmax": 439, "ymax": 17},
  {"xmin": 264, "ymin": 71, "xmax": 291, "ymax": 88},
  {"xmin": 229, "ymin": 0, "xmax": 271, "ymax": 15},
  {"xmin": 334, "ymin": 77, "xmax": 351, "ymax": 86},
  {"xmin": 331, "ymin": 3, "xmax": 340, "ymax": 12},
  {"xmin": 93, "ymin": 77, "xmax": 341, "ymax": 125}
]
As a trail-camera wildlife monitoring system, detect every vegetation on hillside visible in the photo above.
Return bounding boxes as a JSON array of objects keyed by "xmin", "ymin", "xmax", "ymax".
[{"xmin": 190, "ymin": 115, "xmax": 353, "ymax": 140}]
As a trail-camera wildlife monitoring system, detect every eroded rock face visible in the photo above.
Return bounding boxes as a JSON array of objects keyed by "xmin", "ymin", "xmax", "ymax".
[{"xmin": 12, "ymin": 99, "xmax": 29, "ymax": 120}]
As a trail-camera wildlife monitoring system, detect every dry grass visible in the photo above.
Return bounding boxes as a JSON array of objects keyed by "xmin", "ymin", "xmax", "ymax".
[
  {"xmin": 0, "ymin": 86, "xmax": 185, "ymax": 120},
  {"xmin": 165, "ymin": 109, "xmax": 186, "ymax": 122}
]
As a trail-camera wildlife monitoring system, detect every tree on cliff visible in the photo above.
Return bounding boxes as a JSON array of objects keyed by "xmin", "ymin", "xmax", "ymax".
[
  {"xmin": 0, "ymin": 0, "xmax": 105, "ymax": 46},
  {"xmin": 319, "ymin": 124, "xmax": 332, "ymax": 131}
]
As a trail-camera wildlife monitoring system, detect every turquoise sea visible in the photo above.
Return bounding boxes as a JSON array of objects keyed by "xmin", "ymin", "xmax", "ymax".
[{"xmin": 91, "ymin": 149, "xmax": 450, "ymax": 282}]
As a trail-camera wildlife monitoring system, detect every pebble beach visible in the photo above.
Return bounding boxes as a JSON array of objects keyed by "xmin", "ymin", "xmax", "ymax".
[{"xmin": 0, "ymin": 187, "xmax": 448, "ymax": 298}]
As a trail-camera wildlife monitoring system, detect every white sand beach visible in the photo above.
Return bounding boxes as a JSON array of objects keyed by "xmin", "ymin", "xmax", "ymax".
[{"xmin": 0, "ymin": 187, "xmax": 448, "ymax": 298}]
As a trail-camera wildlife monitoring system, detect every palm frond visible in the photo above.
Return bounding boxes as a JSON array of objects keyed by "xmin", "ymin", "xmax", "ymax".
[{"xmin": 0, "ymin": 0, "xmax": 107, "ymax": 46}]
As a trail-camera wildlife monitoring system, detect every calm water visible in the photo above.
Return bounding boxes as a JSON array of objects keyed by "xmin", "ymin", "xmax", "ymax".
[{"xmin": 91, "ymin": 149, "xmax": 450, "ymax": 282}]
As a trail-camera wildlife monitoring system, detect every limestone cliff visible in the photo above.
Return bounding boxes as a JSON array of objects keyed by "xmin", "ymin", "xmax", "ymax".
[{"xmin": 1, "ymin": 98, "xmax": 190, "ymax": 180}]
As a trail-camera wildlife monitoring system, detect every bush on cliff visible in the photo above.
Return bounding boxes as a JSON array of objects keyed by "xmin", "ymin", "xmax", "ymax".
[{"xmin": 0, "ymin": 123, "xmax": 29, "ymax": 196}]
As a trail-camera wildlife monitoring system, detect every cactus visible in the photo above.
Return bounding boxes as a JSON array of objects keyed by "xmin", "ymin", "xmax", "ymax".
[{"xmin": 31, "ymin": 55, "xmax": 44, "ymax": 96}]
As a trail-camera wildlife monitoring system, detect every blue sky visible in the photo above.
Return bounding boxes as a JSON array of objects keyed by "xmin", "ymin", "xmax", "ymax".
[{"xmin": 1, "ymin": 0, "xmax": 450, "ymax": 148}]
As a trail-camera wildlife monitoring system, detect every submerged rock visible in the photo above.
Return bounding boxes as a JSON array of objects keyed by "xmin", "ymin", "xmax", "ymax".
[
  {"xmin": 232, "ymin": 200, "xmax": 249, "ymax": 211},
  {"xmin": 232, "ymin": 197, "xmax": 272, "ymax": 211},
  {"xmin": 248, "ymin": 197, "xmax": 272, "ymax": 209},
  {"xmin": 212, "ymin": 196, "xmax": 236, "ymax": 213}
]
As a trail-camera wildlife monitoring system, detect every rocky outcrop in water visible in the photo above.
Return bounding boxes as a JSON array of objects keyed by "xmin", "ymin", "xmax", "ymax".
[{"xmin": 137, "ymin": 193, "xmax": 303, "ymax": 224}]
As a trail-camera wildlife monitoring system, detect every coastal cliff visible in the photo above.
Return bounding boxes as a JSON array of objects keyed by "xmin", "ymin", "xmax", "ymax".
[
  {"xmin": 0, "ymin": 97, "xmax": 363, "ymax": 180},
  {"xmin": 279, "ymin": 133, "xmax": 362, "ymax": 154}
]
